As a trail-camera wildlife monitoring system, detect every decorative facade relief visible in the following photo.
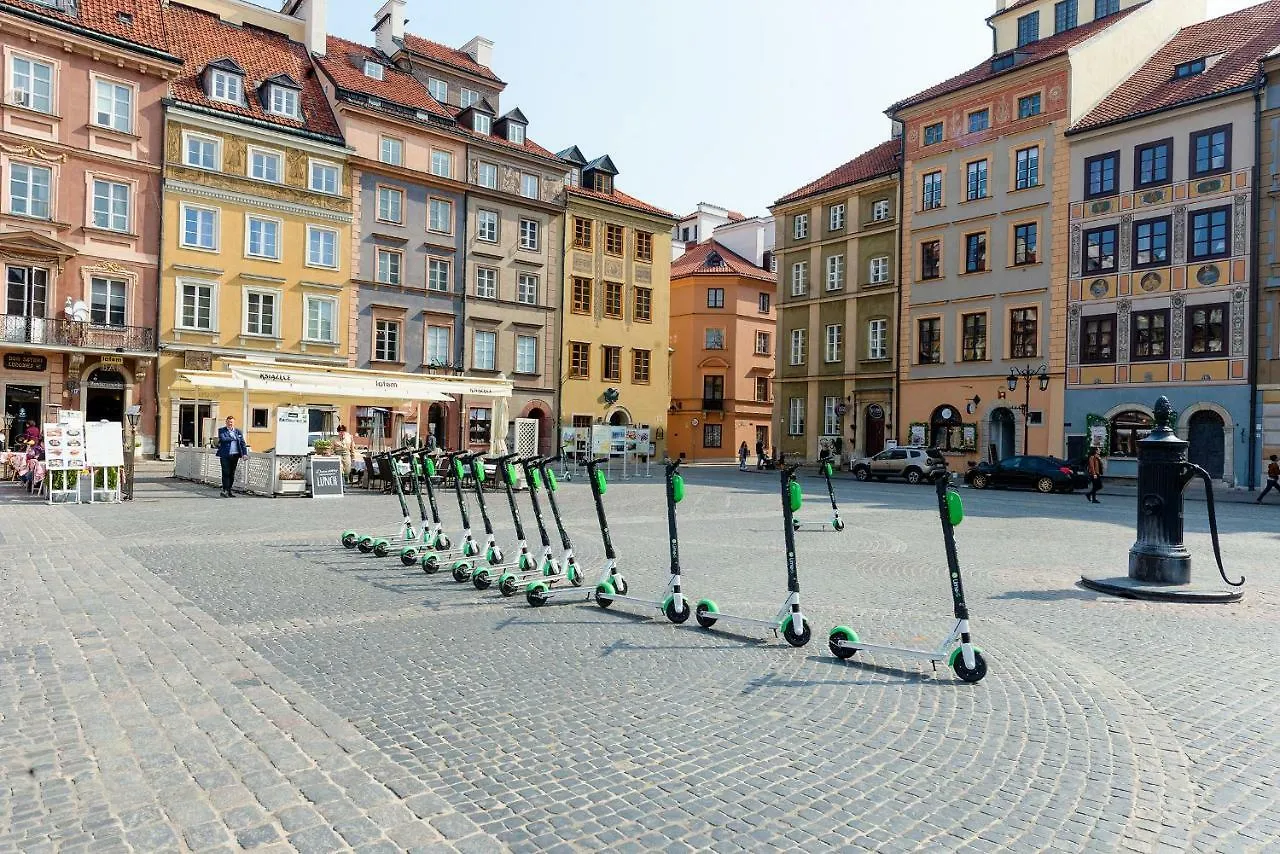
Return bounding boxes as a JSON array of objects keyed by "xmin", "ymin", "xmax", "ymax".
[
  {"xmin": 1067, "ymin": 304, "xmax": 1081, "ymax": 364},
  {"xmin": 1231, "ymin": 286, "xmax": 1248, "ymax": 356},
  {"xmin": 500, "ymin": 166, "xmax": 519, "ymax": 195},
  {"xmin": 1233, "ymin": 194, "xmax": 1249, "ymax": 251},
  {"xmin": 1118, "ymin": 214, "xmax": 1133, "ymax": 272},
  {"xmin": 1116, "ymin": 298, "xmax": 1132, "ymax": 361},
  {"xmin": 1172, "ymin": 205, "xmax": 1187, "ymax": 265},
  {"xmin": 1171, "ymin": 294, "xmax": 1186, "ymax": 357},
  {"xmin": 1069, "ymin": 225, "xmax": 1082, "ymax": 278}
]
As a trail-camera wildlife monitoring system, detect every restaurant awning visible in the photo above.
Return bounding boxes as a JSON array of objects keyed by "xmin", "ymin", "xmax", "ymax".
[{"xmin": 173, "ymin": 358, "xmax": 512, "ymax": 402}]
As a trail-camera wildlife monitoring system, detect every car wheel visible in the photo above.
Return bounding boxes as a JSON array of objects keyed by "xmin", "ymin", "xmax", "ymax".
[
  {"xmin": 904, "ymin": 468, "xmax": 923, "ymax": 485},
  {"xmin": 1036, "ymin": 476, "xmax": 1055, "ymax": 494},
  {"xmin": 852, "ymin": 467, "xmax": 870, "ymax": 482},
  {"xmin": 971, "ymin": 473, "xmax": 989, "ymax": 490}
]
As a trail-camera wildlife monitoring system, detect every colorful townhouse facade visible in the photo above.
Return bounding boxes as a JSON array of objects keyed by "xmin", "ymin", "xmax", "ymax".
[
  {"xmin": 1257, "ymin": 45, "xmax": 1280, "ymax": 467},
  {"xmin": 888, "ymin": 0, "xmax": 1202, "ymax": 466},
  {"xmin": 0, "ymin": 0, "xmax": 179, "ymax": 453},
  {"xmin": 1064, "ymin": 3, "xmax": 1280, "ymax": 485},
  {"xmin": 559, "ymin": 147, "xmax": 675, "ymax": 456},
  {"xmin": 667, "ymin": 237, "xmax": 774, "ymax": 462},
  {"xmin": 771, "ymin": 140, "xmax": 901, "ymax": 463},
  {"xmin": 156, "ymin": 1, "xmax": 352, "ymax": 456}
]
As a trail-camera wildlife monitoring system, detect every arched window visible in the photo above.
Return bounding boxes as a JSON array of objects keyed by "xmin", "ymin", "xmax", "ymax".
[
  {"xmin": 1109, "ymin": 410, "xmax": 1152, "ymax": 458},
  {"xmin": 930, "ymin": 404, "xmax": 963, "ymax": 452}
]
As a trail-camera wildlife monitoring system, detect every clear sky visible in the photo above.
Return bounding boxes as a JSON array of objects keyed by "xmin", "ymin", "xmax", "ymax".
[{"xmin": 315, "ymin": 0, "xmax": 1263, "ymax": 220}]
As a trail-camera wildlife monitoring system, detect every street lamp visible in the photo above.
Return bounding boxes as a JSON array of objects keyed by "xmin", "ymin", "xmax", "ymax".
[
  {"xmin": 1006, "ymin": 364, "xmax": 1049, "ymax": 456},
  {"xmin": 124, "ymin": 404, "xmax": 141, "ymax": 501}
]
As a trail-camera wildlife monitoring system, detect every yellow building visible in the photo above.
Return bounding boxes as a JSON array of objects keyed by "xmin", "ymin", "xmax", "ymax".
[
  {"xmin": 557, "ymin": 149, "xmax": 676, "ymax": 455},
  {"xmin": 156, "ymin": 3, "xmax": 353, "ymax": 455}
]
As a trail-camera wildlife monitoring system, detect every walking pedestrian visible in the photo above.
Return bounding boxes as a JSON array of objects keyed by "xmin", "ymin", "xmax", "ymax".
[
  {"xmin": 738, "ymin": 441, "xmax": 749, "ymax": 471},
  {"xmin": 1085, "ymin": 446, "xmax": 1103, "ymax": 504},
  {"xmin": 755, "ymin": 439, "xmax": 765, "ymax": 470},
  {"xmin": 1257, "ymin": 455, "xmax": 1280, "ymax": 503},
  {"xmin": 215, "ymin": 416, "xmax": 248, "ymax": 497}
]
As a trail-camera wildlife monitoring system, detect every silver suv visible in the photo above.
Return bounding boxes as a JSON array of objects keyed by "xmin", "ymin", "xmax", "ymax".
[{"xmin": 850, "ymin": 447, "xmax": 948, "ymax": 485}]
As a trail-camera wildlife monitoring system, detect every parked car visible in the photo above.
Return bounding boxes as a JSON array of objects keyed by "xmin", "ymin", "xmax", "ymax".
[
  {"xmin": 964, "ymin": 455, "xmax": 1090, "ymax": 493},
  {"xmin": 850, "ymin": 447, "xmax": 949, "ymax": 485}
]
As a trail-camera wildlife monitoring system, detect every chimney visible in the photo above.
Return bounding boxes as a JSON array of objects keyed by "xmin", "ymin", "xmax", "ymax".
[
  {"xmin": 374, "ymin": 0, "xmax": 406, "ymax": 58},
  {"xmin": 460, "ymin": 35, "xmax": 493, "ymax": 69},
  {"xmin": 995, "ymin": 0, "xmax": 1009, "ymax": 10},
  {"xmin": 289, "ymin": 0, "xmax": 327, "ymax": 57}
]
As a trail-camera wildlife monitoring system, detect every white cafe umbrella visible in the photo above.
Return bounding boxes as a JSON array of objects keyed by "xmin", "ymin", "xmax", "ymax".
[{"xmin": 489, "ymin": 388, "xmax": 509, "ymax": 456}]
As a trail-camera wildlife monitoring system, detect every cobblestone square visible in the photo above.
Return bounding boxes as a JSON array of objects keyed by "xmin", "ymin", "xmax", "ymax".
[{"xmin": 1, "ymin": 467, "xmax": 1277, "ymax": 852}]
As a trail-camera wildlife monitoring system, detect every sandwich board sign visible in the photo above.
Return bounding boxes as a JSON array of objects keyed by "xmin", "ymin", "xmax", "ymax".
[{"xmin": 309, "ymin": 456, "xmax": 344, "ymax": 499}]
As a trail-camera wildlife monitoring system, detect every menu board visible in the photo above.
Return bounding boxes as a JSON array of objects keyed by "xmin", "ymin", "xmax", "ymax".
[
  {"xmin": 85, "ymin": 421, "xmax": 124, "ymax": 467},
  {"xmin": 43, "ymin": 422, "xmax": 86, "ymax": 470},
  {"xmin": 309, "ymin": 457, "xmax": 344, "ymax": 499},
  {"xmin": 276, "ymin": 407, "xmax": 309, "ymax": 455}
]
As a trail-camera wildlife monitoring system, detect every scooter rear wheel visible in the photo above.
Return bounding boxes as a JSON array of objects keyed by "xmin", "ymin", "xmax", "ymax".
[
  {"xmin": 421, "ymin": 554, "xmax": 439, "ymax": 574},
  {"xmin": 451, "ymin": 562, "xmax": 471, "ymax": 583},
  {"xmin": 526, "ymin": 583, "xmax": 549, "ymax": 607},
  {"xmin": 357, "ymin": 538, "xmax": 374, "ymax": 554},
  {"xmin": 400, "ymin": 547, "xmax": 418, "ymax": 566},
  {"xmin": 341, "ymin": 532, "xmax": 359, "ymax": 548},
  {"xmin": 695, "ymin": 601, "xmax": 719, "ymax": 629},
  {"xmin": 827, "ymin": 626, "xmax": 859, "ymax": 659},
  {"xmin": 594, "ymin": 581, "xmax": 614, "ymax": 609},
  {"xmin": 472, "ymin": 569, "xmax": 492, "ymax": 590},
  {"xmin": 500, "ymin": 575, "xmax": 520, "ymax": 597},
  {"xmin": 952, "ymin": 650, "xmax": 988, "ymax": 683},
  {"xmin": 372, "ymin": 540, "xmax": 390, "ymax": 558},
  {"xmin": 782, "ymin": 616, "xmax": 812, "ymax": 648}
]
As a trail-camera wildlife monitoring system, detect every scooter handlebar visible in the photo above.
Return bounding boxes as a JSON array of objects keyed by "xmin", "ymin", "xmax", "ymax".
[
  {"xmin": 664, "ymin": 457, "xmax": 682, "ymax": 473},
  {"xmin": 587, "ymin": 457, "xmax": 609, "ymax": 467}
]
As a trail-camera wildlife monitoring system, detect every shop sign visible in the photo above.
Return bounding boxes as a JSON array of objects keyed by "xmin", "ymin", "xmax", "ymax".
[
  {"xmin": 867, "ymin": 403, "xmax": 885, "ymax": 420},
  {"xmin": 99, "ymin": 355, "xmax": 124, "ymax": 366},
  {"xmin": 4, "ymin": 353, "xmax": 47, "ymax": 372}
]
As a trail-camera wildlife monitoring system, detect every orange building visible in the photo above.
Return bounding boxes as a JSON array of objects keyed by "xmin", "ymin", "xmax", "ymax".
[{"xmin": 667, "ymin": 240, "xmax": 776, "ymax": 461}]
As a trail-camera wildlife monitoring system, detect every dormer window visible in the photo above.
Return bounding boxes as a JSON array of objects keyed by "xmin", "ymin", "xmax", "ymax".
[
  {"xmin": 209, "ymin": 68, "xmax": 243, "ymax": 105},
  {"xmin": 364, "ymin": 60, "xmax": 384, "ymax": 81},
  {"xmin": 1175, "ymin": 58, "xmax": 1207, "ymax": 79},
  {"xmin": 508, "ymin": 123, "xmax": 525, "ymax": 144},
  {"xmin": 991, "ymin": 53, "xmax": 1015, "ymax": 73},
  {"xmin": 567, "ymin": 169, "xmax": 580, "ymax": 187},
  {"xmin": 267, "ymin": 85, "xmax": 300, "ymax": 119},
  {"xmin": 474, "ymin": 113, "xmax": 491, "ymax": 134},
  {"xmin": 593, "ymin": 173, "xmax": 612, "ymax": 194}
]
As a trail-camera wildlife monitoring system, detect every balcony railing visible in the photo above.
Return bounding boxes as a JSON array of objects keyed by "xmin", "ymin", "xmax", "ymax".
[
  {"xmin": 701, "ymin": 398, "xmax": 725, "ymax": 411},
  {"xmin": 1, "ymin": 314, "xmax": 156, "ymax": 352}
]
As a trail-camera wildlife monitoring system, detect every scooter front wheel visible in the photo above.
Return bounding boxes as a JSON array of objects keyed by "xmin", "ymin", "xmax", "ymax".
[
  {"xmin": 782, "ymin": 616, "xmax": 811, "ymax": 648},
  {"xmin": 567, "ymin": 562, "xmax": 582, "ymax": 587},
  {"xmin": 827, "ymin": 626, "xmax": 859, "ymax": 660},
  {"xmin": 612, "ymin": 576, "xmax": 629, "ymax": 596},
  {"xmin": 663, "ymin": 596, "xmax": 690, "ymax": 624},
  {"xmin": 436, "ymin": 534, "xmax": 452, "ymax": 550},
  {"xmin": 951, "ymin": 649, "xmax": 988, "ymax": 683},
  {"xmin": 832, "ymin": 518, "xmax": 846, "ymax": 532},
  {"xmin": 695, "ymin": 601, "xmax": 719, "ymax": 629},
  {"xmin": 487, "ymin": 546, "xmax": 504, "ymax": 565}
]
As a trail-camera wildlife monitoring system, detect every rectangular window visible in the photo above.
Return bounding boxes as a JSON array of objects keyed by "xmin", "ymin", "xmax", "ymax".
[
  {"xmin": 921, "ymin": 240, "xmax": 941, "ymax": 280},
  {"xmin": 701, "ymin": 423, "xmax": 722, "ymax": 449},
  {"xmin": 604, "ymin": 282, "xmax": 623, "ymax": 318},
  {"xmin": 829, "ymin": 203, "xmax": 845, "ymax": 231},
  {"xmin": 252, "ymin": 408, "xmax": 270, "ymax": 430},
  {"xmin": 1055, "ymin": 0, "xmax": 1078, "ymax": 32},
  {"xmin": 823, "ymin": 397, "xmax": 841, "ymax": 437},
  {"xmin": 1083, "ymin": 226, "xmax": 1118, "ymax": 273},
  {"xmin": 246, "ymin": 216, "xmax": 280, "ymax": 260},
  {"xmin": 516, "ymin": 272, "xmax": 538, "ymax": 305},
  {"xmin": 1011, "ymin": 308, "xmax": 1038, "ymax": 358},
  {"xmin": 922, "ymin": 171, "xmax": 943, "ymax": 209},
  {"xmin": 1131, "ymin": 308, "xmax": 1169, "ymax": 361},
  {"xmin": 89, "ymin": 277, "xmax": 126, "ymax": 326},
  {"xmin": 473, "ymin": 113, "xmax": 492, "ymax": 135},
  {"xmin": 429, "ymin": 198, "xmax": 452, "ymax": 233},
  {"xmin": 306, "ymin": 225, "xmax": 338, "ymax": 268},
  {"xmin": 185, "ymin": 134, "xmax": 219, "ymax": 170},
  {"xmin": 477, "ymin": 162, "xmax": 498, "ymax": 189},
  {"xmin": 868, "ymin": 318, "xmax": 887, "ymax": 359},
  {"xmin": 310, "ymin": 160, "xmax": 339, "ymax": 194},
  {"xmin": 1189, "ymin": 206, "xmax": 1230, "ymax": 260},
  {"xmin": 964, "ymin": 232, "xmax": 987, "ymax": 273},
  {"xmin": 788, "ymin": 398, "xmax": 805, "ymax": 436},
  {"xmin": 475, "ymin": 267, "xmax": 497, "ymax": 298},
  {"xmin": 468, "ymin": 407, "xmax": 491, "ymax": 443},
  {"xmin": 966, "ymin": 160, "xmax": 988, "ymax": 200},
  {"xmin": 793, "ymin": 214, "xmax": 808, "ymax": 239},
  {"xmin": 428, "ymin": 77, "xmax": 448, "ymax": 103},
  {"xmin": 755, "ymin": 377, "xmax": 770, "ymax": 402},
  {"xmin": 94, "ymin": 79, "xmax": 132, "ymax": 132},
  {"xmin": 1186, "ymin": 303, "xmax": 1227, "ymax": 357},
  {"xmin": 635, "ymin": 287, "xmax": 652, "ymax": 321},
  {"xmin": 460, "ymin": 88, "xmax": 479, "ymax": 108},
  {"xmin": 824, "ymin": 323, "xmax": 842, "ymax": 363},
  {"xmin": 1080, "ymin": 314, "xmax": 1116, "ymax": 364},
  {"xmin": 375, "ymin": 248, "xmax": 402, "ymax": 285},
  {"xmin": 1135, "ymin": 139, "xmax": 1171, "ymax": 188},
  {"xmin": 1018, "ymin": 93, "xmax": 1042, "ymax": 119},
  {"xmin": 707, "ymin": 287, "xmax": 725, "ymax": 308},
  {"xmin": 790, "ymin": 328, "xmax": 806, "ymax": 365},
  {"xmin": 249, "ymin": 148, "xmax": 281, "ymax": 183},
  {"xmin": 570, "ymin": 342, "xmax": 590, "ymax": 378},
  {"xmin": 635, "ymin": 231, "xmax": 653, "ymax": 262},
  {"xmin": 1085, "ymin": 151, "xmax": 1119, "ymax": 198},
  {"xmin": 572, "ymin": 277, "xmax": 592, "ymax": 314},
  {"xmin": 918, "ymin": 318, "xmax": 941, "ymax": 364},
  {"xmin": 377, "ymin": 186, "xmax": 403, "ymax": 223},
  {"xmin": 573, "ymin": 216, "xmax": 593, "ymax": 249},
  {"xmin": 872, "ymin": 199, "xmax": 892, "ymax": 221},
  {"xmin": 1176, "ymin": 58, "xmax": 1207, "ymax": 79},
  {"xmin": 379, "ymin": 136, "xmax": 403, "ymax": 166},
  {"xmin": 705, "ymin": 328, "xmax": 725, "ymax": 350},
  {"xmin": 91, "ymin": 179, "xmax": 129, "ymax": 232},
  {"xmin": 9, "ymin": 163, "xmax": 51, "ymax": 219},
  {"xmin": 602, "ymin": 346, "xmax": 622, "ymax": 381},
  {"xmin": 180, "ymin": 204, "xmax": 217, "ymax": 250},
  {"xmin": 1017, "ymin": 11, "xmax": 1039, "ymax": 46},
  {"xmin": 1190, "ymin": 125, "xmax": 1231, "ymax": 177},
  {"xmin": 1095, "ymin": 0, "xmax": 1119, "ymax": 19},
  {"xmin": 11, "ymin": 56, "xmax": 53, "ymax": 113},
  {"xmin": 1133, "ymin": 216, "xmax": 1170, "ymax": 267},
  {"xmin": 473, "ymin": 329, "xmax": 496, "ymax": 370},
  {"xmin": 869, "ymin": 255, "xmax": 890, "ymax": 284},
  {"xmin": 755, "ymin": 331, "xmax": 771, "ymax": 355},
  {"xmin": 961, "ymin": 312, "xmax": 987, "ymax": 361},
  {"xmin": 923, "ymin": 122, "xmax": 944, "ymax": 145},
  {"xmin": 521, "ymin": 173, "xmax": 539, "ymax": 199},
  {"xmin": 758, "ymin": 292, "xmax": 771, "ymax": 313},
  {"xmin": 826, "ymin": 254, "xmax": 845, "ymax": 291},
  {"xmin": 244, "ymin": 290, "xmax": 277, "ymax": 337},
  {"xmin": 790, "ymin": 262, "xmax": 808, "ymax": 296},
  {"xmin": 428, "ymin": 257, "xmax": 450, "ymax": 292},
  {"xmin": 477, "ymin": 209, "xmax": 498, "ymax": 242},
  {"xmin": 605, "ymin": 223, "xmax": 624, "ymax": 256},
  {"xmin": 632, "ymin": 348, "xmax": 651, "ymax": 384},
  {"xmin": 703, "ymin": 375, "xmax": 724, "ymax": 402},
  {"xmin": 516, "ymin": 334, "xmax": 537, "ymax": 374},
  {"xmin": 430, "ymin": 150, "xmax": 452, "ymax": 178},
  {"xmin": 426, "ymin": 325, "xmax": 451, "ymax": 365},
  {"xmin": 209, "ymin": 69, "xmax": 242, "ymax": 104},
  {"xmin": 179, "ymin": 281, "xmax": 214, "ymax": 330},
  {"xmin": 305, "ymin": 297, "xmax": 335, "ymax": 342},
  {"xmin": 267, "ymin": 85, "xmax": 299, "ymax": 118},
  {"xmin": 1015, "ymin": 146, "xmax": 1040, "ymax": 190},
  {"xmin": 968, "ymin": 109, "xmax": 990, "ymax": 133},
  {"xmin": 1013, "ymin": 222, "xmax": 1038, "ymax": 265}
]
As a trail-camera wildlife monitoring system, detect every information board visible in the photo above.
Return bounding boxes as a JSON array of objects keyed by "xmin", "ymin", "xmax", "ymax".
[
  {"xmin": 276, "ymin": 406, "xmax": 309, "ymax": 455},
  {"xmin": 309, "ymin": 456, "xmax": 344, "ymax": 499},
  {"xmin": 85, "ymin": 420, "xmax": 124, "ymax": 467}
]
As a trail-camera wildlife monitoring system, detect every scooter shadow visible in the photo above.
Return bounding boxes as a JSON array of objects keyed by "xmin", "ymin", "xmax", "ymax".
[
  {"xmin": 599, "ymin": 638, "xmax": 771, "ymax": 655},
  {"xmin": 810, "ymin": 656, "xmax": 972, "ymax": 686}
]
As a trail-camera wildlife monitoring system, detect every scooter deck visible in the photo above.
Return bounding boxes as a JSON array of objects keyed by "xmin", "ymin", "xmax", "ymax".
[
  {"xmin": 698, "ymin": 611, "xmax": 782, "ymax": 631},
  {"xmin": 833, "ymin": 640, "xmax": 948, "ymax": 662}
]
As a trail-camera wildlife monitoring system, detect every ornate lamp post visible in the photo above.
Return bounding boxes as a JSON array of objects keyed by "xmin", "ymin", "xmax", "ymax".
[
  {"xmin": 1006, "ymin": 364, "xmax": 1049, "ymax": 456},
  {"xmin": 124, "ymin": 404, "xmax": 141, "ymax": 501}
]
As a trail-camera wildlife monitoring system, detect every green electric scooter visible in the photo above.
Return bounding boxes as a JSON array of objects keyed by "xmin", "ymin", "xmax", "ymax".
[
  {"xmin": 341, "ymin": 449, "xmax": 418, "ymax": 558},
  {"xmin": 467, "ymin": 453, "xmax": 539, "ymax": 589},
  {"xmin": 827, "ymin": 476, "xmax": 987, "ymax": 682},
  {"xmin": 449, "ymin": 454, "xmax": 518, "ymax": 583},
  {"xmin": 397, "ymin": 449, "xmax": 471, "ymax": 567},
  {"xmin": 496, "ymin": 456, "xmax": 583, "ymax": 597},
  {"xmin": 792, "ymin": 458, "xmax": 845, "ymax": 532}
]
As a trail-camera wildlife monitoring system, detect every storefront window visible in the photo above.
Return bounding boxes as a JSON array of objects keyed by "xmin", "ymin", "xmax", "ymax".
[
  {"xmin": 929, "ymin": 404, "xmax": 973, "ymax": 452},
  {"xmin": 1109, "ymin": 410, "xmax": 1152, "ymax": 458},
  {"xmin": 468, "ymin": 407, "xmax": 491, "ymax": 444}
]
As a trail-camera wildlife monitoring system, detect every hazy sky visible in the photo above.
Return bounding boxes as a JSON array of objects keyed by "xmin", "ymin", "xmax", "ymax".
[{"xmin": 315, "ymin": 0, "xmax": 1262, "ymax": 219}]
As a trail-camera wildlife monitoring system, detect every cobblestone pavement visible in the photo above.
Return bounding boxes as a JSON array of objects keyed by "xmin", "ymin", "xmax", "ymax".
[{"xmin": 2, "ymin": 466, "xmax": 1278, "ymax": 852}]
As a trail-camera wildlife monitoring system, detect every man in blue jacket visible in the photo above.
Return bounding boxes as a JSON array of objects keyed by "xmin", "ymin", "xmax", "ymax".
[{"xmin": 216, "ymin": 415, "xmax": 248, "ymax": 497}]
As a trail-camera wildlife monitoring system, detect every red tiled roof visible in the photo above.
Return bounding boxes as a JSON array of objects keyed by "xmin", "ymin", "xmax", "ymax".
[
  {"xmin": 726, "ymin": 210, "xmax": 746, "ymax": 221},
  {"xmin": 0, "ymin": 0, "xmax": 172, "ymax": 56},
  {"xmin": 317, "ymin": 36, "xmax": 451, "ymax": 119},
  {"xmin": 401, "ymin": 33, "xmax": 503, "ymax": 83},
  {"xmin": 1074, "ymin": 1, "xmax": 1280, "ymax": 132},
  {"xmin": 774, "ymin": 139, "xmax": 900, "ymax": 206},
  {"xmin": 672, "ymin": 240, "xmax": 774, "ymax": 282},
  {"xmin": 442, "ymin": 104, "xmax": 560, "ymax": 161},
  {"xmin": 989, "ymin": 0, "xmax": 1042, "ymax": 19},
  {"xmin": 165, "ymin": 3, "xmax": 341, "ymax": 141},
  {"xmin": 568, "ymin": 185, "xmax": 674, "ymax": 219},
  {"xmin": 889, "ymin": 5, "xmax": 1142, "ymax": 113}
]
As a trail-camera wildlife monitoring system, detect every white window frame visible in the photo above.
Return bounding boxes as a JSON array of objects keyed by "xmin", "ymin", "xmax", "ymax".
[
  {"xmin": 791, "ymin": 261, "xmax": 808, "ymax": 297},
  {"xmin": 363, "ymin": 60, "xmax": 384, "ymax": 80},
  {"xmin": 428, "ymin": 257, "xmax": 451, "ymax": 292},
  {"xmin": 8, "ymin": 161, "xmax": 52, "ymax": 219},
  {"xmin": 790, "ymin": 328, "xmax": 806, "ymax": 366},
  {"xmin": 428, "ymin": 197, "xmax": 452, "ymax": 233},
  {"xmin": 267, "ymin": 85, "xmax": 300, "ymax": 119},
  {"xmin": 517, "ymin": 272, "xmax": 538, "ymax": 305},
  {"xmin": 209, "ymin": 69, "xmax": 243, "ymax": 105},
  {"xmin": 248, "ymin": 146, "xmax": 283, "ymax": 183},
  {"xmin": 477, "ymin": 162, "xmax": 498, "ymax": 189},
  {"xmin": 473, "ymin": 329, "xmax": 497, "ymax": 370},
  {"xmin": 515, "ymin": 333, "xmax": 537, "ymax": 374},
  {"xmin": 829, "ymin": 204, "xmax": 845, "ymax": 231},
  {"xmin": 242, "ymin": 287, "xmax": 281, "ymax": 338},
  {"xmin": 755, "ymin": 330, "xmax": 771, "ymax": 355},
  {"xmin": 473, "ymin": 113, "xmax": 492, "ymax": 135},
  {"xmin": 306, "ymin": 225, "xmax": 338, "ymax": 269},
  {"xmin": 460, "ymin": 88, "xmax": 479, "ymax": 108},
  {"xmin": 374, "ymin": 318, "xmax": 401, "ymax": 362},
  {"xmin": 508, "ymin": 123, "xmax": 526, "ymax": 144},
  {"xmin": 430, "ymin": 149, "xmax": 452, "ymax": 178},
  {"xmin": 176, "ymin": 278, "xmax": 217, "ymax": 331},
  {"xmin": 477, "ymin": 209, "xmax": 499, "ymax": 243},
  {"xmin": 379, "ymin": 135, "xmax": 404, "ymax": 167},
  {"xmin": 244, "ymin": 214, "xmax": 282, "ymax": 261},
  {"xmin": 869, "ymin": 255, "xmax": 890, "ymax": 284},
  {"xmin": 825, "ymin": 323, "xmax": 843, "ymax": 363},
  {"xmin": 304, "ymin": 295, "xmax": 337, "ymax": 343},
  {"xmin": 788, "ymin": 397, "xmax": 805, "ymax": 436},
  {"xmin": 183, "ymin": 131, "xmax": 222, "ymax": 171},
  {"xmin": 10, "ymin": 53, "xmax": 55, "ymax": 114},
  {"xmin": 308, "ymin": 158, "xmax": 340, "ymax": 194},
  {"xmin": 704, "ymin": 328, "xmax": 725, "ymax": 350},
  {"xmin": 428, "ymin": 77, "xmax": 448, "ymax": 103},
  {"xmin": 519, "ymin": 218, "xmax": 539, "ymax": 251},
  {"xmin": 868, "ymin": 318, "xmax": 888, "ymax": 359},
  {"xmin": 376, "ymin": 186, "xmax": 403, "ymax": 223},
  {"xmin": 91, "ymin": 178, "xmax": 130, "ymax": 232},
  {"xmin": 823, "ymin": 396, "xmax": 841, "ymax": 436},
  {"xmin": 793, "ymin": 213, "xmax": 808, "ymax": 239},
  {"xmin": 826, "ymin": 254, "xmax": 845, "ymax": 291},
  {"xmin": 375, "ymin": 248, "xmax": 402, "ymax": 285},
  {"xmin": 426, "ymin": 324, "xmax": 451, "ymax": 364},
  {"xmin": 89, "ymin": 276, "xmax": 127, "ymax": 326},
  {"xmin": 92, "ymin": 76, "xmax": 133, "ymax": 133},
  {"xmin": 179, "ymin": 203, "xmax": 219, "ymax": 251},
  {"xmin": 475, "ymin": 266, "xmax": 497, "ymax": 299},
  {"xmin": 521, "ymin": 173, "xmax": 539, "ymax": 199},
  {"xmin": 873, "ymin": 199, "xmax": 891, "ymax": 221}
]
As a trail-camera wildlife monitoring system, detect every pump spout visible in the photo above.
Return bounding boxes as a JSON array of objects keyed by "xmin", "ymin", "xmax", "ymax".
[{"xmin": 1185, "ymin": 463, "xmax": 1244, "ymax": 588}]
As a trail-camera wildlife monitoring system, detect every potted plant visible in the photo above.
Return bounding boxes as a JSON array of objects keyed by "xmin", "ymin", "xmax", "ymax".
[{"xmin": 313, "ymin": 439, "xmax": 333, "ymax": 456}]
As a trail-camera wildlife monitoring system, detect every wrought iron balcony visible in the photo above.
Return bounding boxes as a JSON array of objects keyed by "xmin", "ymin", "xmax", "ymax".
[
  {"xmin": 701, "ymin": 398, "xmax": 725, "ymax": 412},
  {"xmin": 1, "ymin": 314, "xmax": 156, "ymax": 353}
]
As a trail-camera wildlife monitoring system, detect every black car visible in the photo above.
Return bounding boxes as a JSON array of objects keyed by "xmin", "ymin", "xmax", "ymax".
[{"xmin": 963, "ymin": 455, "xmax": 1090, "ymax": 494}]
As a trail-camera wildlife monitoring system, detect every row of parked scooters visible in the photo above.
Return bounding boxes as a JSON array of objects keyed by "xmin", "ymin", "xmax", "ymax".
[{"xmin": 338, "ymin": 448, "xmax": 988, "ymax": 683}]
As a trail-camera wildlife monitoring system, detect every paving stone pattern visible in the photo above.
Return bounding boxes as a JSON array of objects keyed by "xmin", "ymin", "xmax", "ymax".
[{"xmin": 3, "ymin": 468, "xmax": 1278, "ymax": 852}]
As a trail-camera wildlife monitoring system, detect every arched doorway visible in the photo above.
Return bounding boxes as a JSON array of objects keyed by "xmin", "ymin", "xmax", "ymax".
[
  {"xmin": 863, "ymin": 404, "xmax": 885, "ymax": 456},
  {"xmin": 1188, "ymin": 410, "xmax": 1225, "ymax": 479},
  {"xmin": 929, "ymin": 404, "xmax": 961, "ymax": 451},
  {"xmin": 426, "ymin": 403, "xmax": 446, "ymax": 446},
  {"xmin": 990, "ymin": 408, "xmax": 1016, "ymax": 461},
  {"xmin": 608, "ymin": 409, "xmax": 630, "ymax": 426},
  {"xmin": 85, "ymin": 368, "xmax": 126, "ymax": 423}
]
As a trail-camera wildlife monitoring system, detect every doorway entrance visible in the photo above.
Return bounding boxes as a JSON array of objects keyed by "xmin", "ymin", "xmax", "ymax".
[
  {"xmin": 426, "ymin": 404, "xmax": 446, "ymax": 447},
  {"xmin": 5, "ymin": 383, "xmax": 42, "ymax": 447},
  {"xmin": 178, "ymin": 402, "xmax": 212, "ymax": 447},
  {"xmin": 1188, "ymin": 410, "xmax": 1226, "ymax": 480},
  {"xmin": 990, "ymin": 407, "xmax": 1016, "ymax": 461},
  {"xmin": 85, "ymin": 368, "xmax": 126, "ymax": 424},
  {"xmin": 863, "ymin": 404, "xmax": 885, "ymax": 456},
  {"xmin": 608, "ymin": 409, "xmax": 630, "ymax": 427}
]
